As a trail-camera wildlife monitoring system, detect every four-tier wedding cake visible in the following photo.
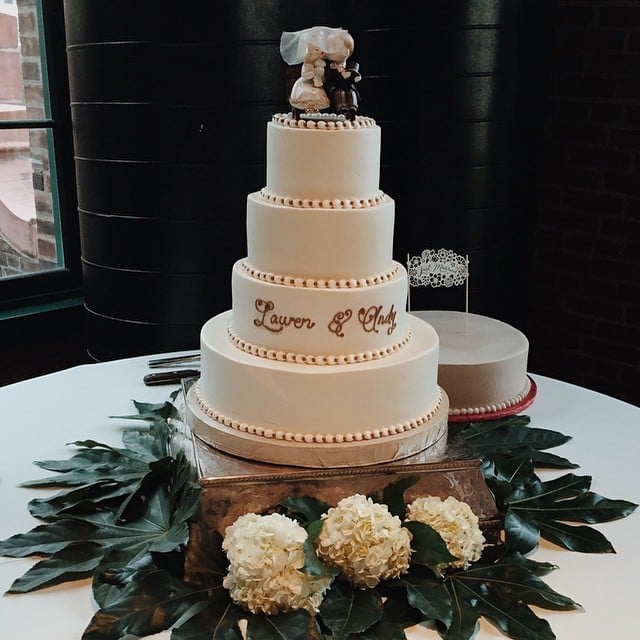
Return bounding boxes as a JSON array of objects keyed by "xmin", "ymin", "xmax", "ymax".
[{"xmin": 186, "ymin": 27, "xmax": 449, "ymax": 468}]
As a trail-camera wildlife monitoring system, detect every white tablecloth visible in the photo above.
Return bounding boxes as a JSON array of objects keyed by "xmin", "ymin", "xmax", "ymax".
[{"xmin": 1, "ymin": 354, "xmax": 638, "ymax": 639}]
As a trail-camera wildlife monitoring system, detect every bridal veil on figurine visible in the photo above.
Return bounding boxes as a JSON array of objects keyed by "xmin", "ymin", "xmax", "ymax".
[{"xmin": 280, "ymin": 26, "xmax": 361, "ymax": 120}]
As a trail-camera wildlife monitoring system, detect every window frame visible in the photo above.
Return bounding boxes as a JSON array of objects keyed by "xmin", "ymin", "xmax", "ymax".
[{"xmin": 0, "ymin": 0, "xmax": 81, "ymax": 317}]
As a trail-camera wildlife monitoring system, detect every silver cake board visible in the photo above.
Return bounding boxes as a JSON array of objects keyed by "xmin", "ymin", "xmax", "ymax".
[{"xmin": 183, "ymin": 405, "xmax": 502, "ymax": 543}]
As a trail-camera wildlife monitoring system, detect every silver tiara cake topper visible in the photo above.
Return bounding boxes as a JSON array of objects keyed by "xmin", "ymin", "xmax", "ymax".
[{"xmin": 280, "ymin": 26, "xmax": 361, "ymax": 121}]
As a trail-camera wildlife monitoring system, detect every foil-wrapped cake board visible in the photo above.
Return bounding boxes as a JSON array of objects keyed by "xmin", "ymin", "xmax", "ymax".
[{"xmin": 183, "ymin": 394, "xmax": 501, "ymax": 542}]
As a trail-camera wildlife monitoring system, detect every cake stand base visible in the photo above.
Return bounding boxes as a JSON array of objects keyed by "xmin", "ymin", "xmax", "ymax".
[{"xmin": 184, "ymin": 414, "xmax": 502, "ymax": 553}]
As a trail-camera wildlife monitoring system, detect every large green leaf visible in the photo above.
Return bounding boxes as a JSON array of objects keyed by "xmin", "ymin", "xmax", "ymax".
[
  {"xmin": 444, "ymin": 576, "xmax": 481, "ymax": 640},
  {"xmin": 461, "ymin": 557, "xmax": 579, "ymax": 611},
  {"xmin": 279, "ymin": 495, "xmax": 329, "ymax": 524},
  {"xmin": 439, "ymin": 551, "xmax": 581, "ymax": 640},
  {"xmin": 23, "ymin": 447, "xmax": 150, "ymax": 486},
  {"xmin": 7, "ymin": 541, "xmax": 106, "ymax": 592},
  {"xmin": 172, "ymin": 596, "xmax": 244, "ymax": 640},
  {"xmin": 404, "ymin": 520, "xmax": 459, "ymax": 569},
  {"xmin": 380, "ymin": 475, "xmax": 420, "ymax": 518},
  {"xmin": 0, "ymin": 519, "xmax": 98, "ymax": 557},
  {"xmin": 401, "ymin": 573, "xmax": 452, "ymax": 626},
  {"xmin": 319, "ymin": 581, "xmax": 383, "ymax": 639},
  {"xmin": 503, "ymin": 510, "xmax": 541, "ymax": 554},
  {"xmin": 535, "ymin": 519, "xmax": 616, "ymax": 553},
  {"xmin": 246, "ymin": 609, "xmax": 322, "ymax": 640},
  {"xmin": 82, "ymin": 557, "xmax": 210, "ymax": 640},
  {"xmin": 504, "ymin": 473, "xmax": 638, "ymax": 552},
  {"xmin": 461, "ymin": 417, "xmax": 576, "ymax": 469}
]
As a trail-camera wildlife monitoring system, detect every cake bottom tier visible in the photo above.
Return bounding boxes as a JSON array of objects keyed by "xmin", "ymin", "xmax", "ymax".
[{"xmin": 189, "ymin": 312, "xmax": 447, "ymax": 468}]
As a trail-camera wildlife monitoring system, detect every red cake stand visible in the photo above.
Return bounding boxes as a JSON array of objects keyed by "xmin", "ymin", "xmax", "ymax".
[{"xmin": 447, "ymin": 376, "xmax": 538, "ymax": 424}]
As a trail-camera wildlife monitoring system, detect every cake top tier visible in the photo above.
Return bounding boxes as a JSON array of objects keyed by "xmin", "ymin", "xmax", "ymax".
[
  {"xmin": 264, "ymin": 115, "xmax": 382, "ymax": 204},
  {"xmin": 280, "ymin": 26, "xmax": 362, "ymax": 121}
]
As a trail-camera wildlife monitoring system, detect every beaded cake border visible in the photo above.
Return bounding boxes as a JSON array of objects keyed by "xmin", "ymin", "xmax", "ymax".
[
  {"xmin": 241, "ymin": 260, "xmax": 400, "ymax": 289},
  {"xmin": 192, "ymin": 384, "xmax": 444, "ymax": 445},
  {"xmin": 272, "ymin": 112, "xmax": 377, "ymax": 130},
  {"xmin": 259, "ymin": 187, "xmax": 388, "ymax": 210},
  {"xmin": 227, "ymin": 325, "xmax": 413, "ymax": 365},
  {"xmin": 449, "ymin": 376, "xmax": 532, "ymax": 417}
]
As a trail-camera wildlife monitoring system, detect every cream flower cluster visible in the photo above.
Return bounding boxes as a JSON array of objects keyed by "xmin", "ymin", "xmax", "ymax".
[
  {"xmin": 406, "ymin": 495, "xmax": 485, "ymax": 570},
  {"xmin": 222, "ymin": 512, "xmax": 332, "ymax": 615},
  {"xmin": 316, "ymin": 494, "xmax": 412, "ymax": 588}
]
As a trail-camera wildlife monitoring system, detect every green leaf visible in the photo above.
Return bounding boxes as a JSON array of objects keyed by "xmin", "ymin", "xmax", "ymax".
[
  {"xmin": 442, "ymin": 553, "xmax": 580, "ymax": 640},
  {"xmin": 450, "ymin": 572, "xmax": 555, "ymax": 640},
  {"xmin": 462, "ymin": 418, "xmax": 575, "ymax": 473},
  {"xmin": 464, "ymin": 557, "xmax": 579, "ymax": 611},
  {"xmin": 487, "ymin": 455, "xmax": 536, "ymax": 486},
  {"xmin": 172, "ymin": 596, "xmax": 244, "ymax": 640},
  {"xmin": 535, "ymin": 519, "xmax": 617, "ymax": 553},
  {"xmin": 0, "ymin": 519, "xmax": 99, "ymax": 558},
  {"xmin": 279, "ymin": 495, "xmax": 329, "ymax": 524},
  {"xmin": 444, "ymin": 576, "xmax": 480, "ymax": 640},
  {"xmin": 504, "ymin": 510, "xmax": 540, "ymax": 555},
  {"xmin": 507, "ymin": 473, "xmax": 593, "ymax": 506},
  {"xmin": 82, "ymin": 560, "xmax": 210, "ymax": 640},
  {"xmin": 27, "ymin": 480, "xmax": 141, "ymax": 520},
  {"xmin": 517, "ymin": 491, "xmax": 638, "ymax": 525},
  {"xmin": 7, "ymin": 541, "xmax": 105, "ymax": 592},
  {"xmin": 504, "ymin": 473, "xmax": 638, "ymax": 552},
  {"xmin": 404, "ymin": 520, "xmax": 459, "ymax": 569},
  {"xmin": 356, "ymin": 615, "xmax": 409, "ymax": 640},
  {"xmin": 381, "ymin": 475, "xmax": 420, "ymax": 518},
  {"xmin": 302, "ymin": 536, "xmax": 336, "ymax": 579},
  {"xmin": 402, "ymin": 573, "xmax": 452, "ymax": 626},
  {"xmin": 319, "ymin": 581, "xmax": 383, "ymax": 639},
  {"xmin": 478, "ymin": 598, "xmax": 556, "ymax": 640},
  {"xmin": 246, "ymin": 609, "xmax": 321, "ymax": 640}
]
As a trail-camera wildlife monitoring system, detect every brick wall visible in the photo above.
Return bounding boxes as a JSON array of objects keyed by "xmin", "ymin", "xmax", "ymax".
[{"xmin": 528, "ymin": 0, "xmax": 640, "ymax": 405}]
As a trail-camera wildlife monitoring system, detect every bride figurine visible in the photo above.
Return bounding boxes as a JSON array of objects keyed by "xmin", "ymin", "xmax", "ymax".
[{"xmin": 280, "ymin": 27, "xmax": 340, "ymax": 118}]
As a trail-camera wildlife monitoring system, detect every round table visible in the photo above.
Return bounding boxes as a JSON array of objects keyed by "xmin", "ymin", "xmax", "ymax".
[{"xmin": 1, "ymin": 353, "xmax": 638, "ymax": 639}]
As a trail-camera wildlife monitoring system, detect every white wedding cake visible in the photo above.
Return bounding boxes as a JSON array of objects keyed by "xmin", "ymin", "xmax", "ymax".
[
  {"xmin": 186, "ymin": 28, "xmax": 448, "ymax": 468},
  {"xmin": 413, "ymin": 310, "xmax": 533, "ymax": 420}
]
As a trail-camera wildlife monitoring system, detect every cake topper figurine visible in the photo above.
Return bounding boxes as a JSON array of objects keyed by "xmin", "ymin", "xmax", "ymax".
[
  {"xmin": 323, "ymin": 29, "xmax": 361, "ymax": 121},
  {"xmin": 280, "ymin": 26, "xmax": 361, "ymax": 120}
]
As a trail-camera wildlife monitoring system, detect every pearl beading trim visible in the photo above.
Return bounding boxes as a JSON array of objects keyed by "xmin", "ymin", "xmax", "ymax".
[
  {"xmin": 272, "ymin": 112, "xmax": 377, "ymax": 130},
  {"xmin": 193, "ymin": 385, "xmax": 444, "ymax": 444},
  {"xmin": 241, "ymin": 261, "xmax": 399, "ymax": 289},
  {"xmin": 260, "ymin": 187, "xmax": 387, "ymax": 210},
  {"xmin": 449, "ymin": 377, "xmax": 532, "ymax": 416},
  {"xmin": 227, "ymin": 325, "xmax": 413, "ymax": 365}
]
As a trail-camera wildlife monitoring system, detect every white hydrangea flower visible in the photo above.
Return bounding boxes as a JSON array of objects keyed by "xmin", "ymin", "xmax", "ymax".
[
  {"xmin": 222, "ymin": 512, "xmax": 332, "ymax": 615},
  {"xmin": 316, "ymin": 494, "xmax": 412, "ymax": 588},
  {"xmin": 406, "ymin": 495, "xmax": 485, "ymax": 570}
]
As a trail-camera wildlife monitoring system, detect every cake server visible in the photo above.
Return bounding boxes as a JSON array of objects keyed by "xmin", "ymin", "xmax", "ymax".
[
  {"xmin": 147, "ymin": 353, "xmax": 200, "ymax": 368},
  {"xmin": 143, "ymin": 369, "xmax": 200, "ymax": 386}
]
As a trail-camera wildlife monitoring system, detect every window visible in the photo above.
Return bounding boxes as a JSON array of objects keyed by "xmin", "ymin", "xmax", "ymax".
[{"xmin": 0, "ymin": 0, "xmax": 80, "ymax": 316}]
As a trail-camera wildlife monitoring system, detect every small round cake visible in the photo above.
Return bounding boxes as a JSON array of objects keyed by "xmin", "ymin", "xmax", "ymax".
[{"xmin": 412, "ymin": 310, "xmax": 536, "ymax": 421}]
